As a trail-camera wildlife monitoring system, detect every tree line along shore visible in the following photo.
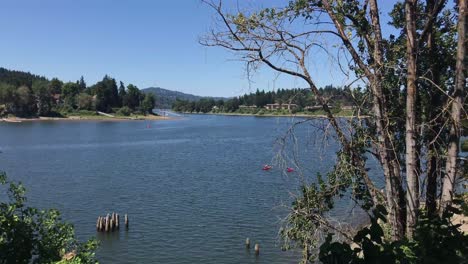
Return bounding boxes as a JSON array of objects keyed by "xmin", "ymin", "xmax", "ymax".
[{"xmin": 0, "ymin": 67, "xmax": 162, "ymax": 121}]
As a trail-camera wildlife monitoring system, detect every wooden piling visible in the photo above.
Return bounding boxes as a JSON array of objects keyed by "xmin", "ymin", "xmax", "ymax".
[
  {"xmin": 254, "ymin": 244, "xmax": 260, "ymax": 255},
  {"xmin": 110, "ymin": 218, "xmax": 114, "ymax": 231},
  {"xmin": 116, "ymin": 213, "xmax": 120, "ymax": 229},
  {"xmin": 96, "ymin": 212, "xmax": 124, "ymax": 232},
  {"xmin": 245, "ymin": 238, "xmax": 250, "ymax": 248},
  {"xmin": 99, "ymin": 216, "xmax": 104, "ymax": 231},
  {"xmin": 105, "ymin": 214, "xmax": 110, "ymax": 232},
  {"xmin": 96, "ymin": 217, "xmax": 100, "ymax": 231}
]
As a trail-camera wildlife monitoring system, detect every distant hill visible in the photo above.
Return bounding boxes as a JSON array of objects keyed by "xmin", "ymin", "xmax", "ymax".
[
  {"xmin": 0, "ymin": 67, "xmax": 48, "ymax": 87},
  {"xmin": 141, "ymin": 87, "xmax": 228, "ymax": 109}
]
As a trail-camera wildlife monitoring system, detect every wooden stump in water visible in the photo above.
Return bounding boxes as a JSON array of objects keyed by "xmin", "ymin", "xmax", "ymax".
[
  {"xmin": 105, "ymin": 214, "xmax": 110, "ymax": 232},
  {"xmin": 110, "ymin": 218, "xmax": 114, "ymax": 231},
  {"xmin": 116, "ymin": 214, "xmax": 120, "ymax": 229},
  {"xmin": 96, "ymin": 217, "xmax": 101, "ymax": 231},
  {"xmin": 96, "ymin": 212, "xmax": 124, "ymax": 232},
  {"xmin": 99, "ymin": 217, "xmax": 104, "ymax": 231}
]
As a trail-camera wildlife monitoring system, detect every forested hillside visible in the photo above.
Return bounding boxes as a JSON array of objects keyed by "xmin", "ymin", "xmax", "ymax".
[
  {"xmin": 0, "ymin": 67, "xmax": 155, "ymax": 117},
  {"xmin": 141, "ymin": 87, "xmax": 227, "ymax": 109},
  {"xmin": 172, "ymin": 85, "xmax": 357, "ymax": 113}
]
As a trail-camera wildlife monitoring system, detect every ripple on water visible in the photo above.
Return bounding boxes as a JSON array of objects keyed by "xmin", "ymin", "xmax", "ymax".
[{"xmin": 0, "ymin": 115, "xmax": 374, "ymax": 263}]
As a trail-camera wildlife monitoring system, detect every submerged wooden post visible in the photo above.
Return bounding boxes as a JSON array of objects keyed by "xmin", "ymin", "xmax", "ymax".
[
  {"xmin": 110, "ymin": 218, "xmax": 115, "ymax": 231},
  {"xmin": 96, "ymin": 217, "xmax": 101, "ymax": 231},
  {"xmin": 254, "ymin": 244, "xmax": 260, "ymax": 255},
  {"xmin": 245, "ymin": 238, "xmax": 250, "ymax": 249},
  {"xmin": 96, "ymin": 212, "xmax": 124, "ymax": 232},
  {"xmin": 99, "ymin": 216, "xmax": 104, "ymax": 231},
  {"xmin": 116, "ymin": 213, "xmax": 120, "ymax": 229},
  {"xmin": 105, "ymin": 214, "xmax": 110, "ymax": 232}
]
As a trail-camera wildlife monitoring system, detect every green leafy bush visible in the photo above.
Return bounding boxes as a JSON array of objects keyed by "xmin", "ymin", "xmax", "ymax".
[
  {"xmin": 319, "ymin": 205, "xmax": 468, "ymax": 264},
  {"xmin": 461, "ymin": 140, "xmax": 468, "ymax": 152},
  {"xmin": 116, "ymin": 106, "xmax": 131, "ymax": 116},
  {"xmin": 0, "ymin": 172, "xmax": 99, "ymax": 264}
]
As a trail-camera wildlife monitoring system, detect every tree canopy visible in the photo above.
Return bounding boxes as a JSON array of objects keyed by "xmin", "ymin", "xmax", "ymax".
[
  {"xmin": 0, "ymin": 68, "xmax": 155, "ymax": 117},
  {"xmin": 203, "ymin": 0, "xmax": 467, "ymax": 262}
]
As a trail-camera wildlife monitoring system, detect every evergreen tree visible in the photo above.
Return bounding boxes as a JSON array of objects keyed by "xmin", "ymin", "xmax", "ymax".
[
  {"xmin": 49, "ymin": 78, "xmax": 63, "ymax": 94},
  {"xmin": 78, "ymin": 76, "xmax": 86, "ymax": 91},
  {"xmin": 118, "ymin": 81, "xmax": 126, "ymax": 107},
  {"xmin": 32, "ymin": 80, "xmax": 52, "ymax": 116},
  {"xmin": 141, "ymin": 93, "xmax": 155, "ymax": 115},
  {"xmin": 124, "ymin": 84, "xmax": 142, "ymax": 110}
]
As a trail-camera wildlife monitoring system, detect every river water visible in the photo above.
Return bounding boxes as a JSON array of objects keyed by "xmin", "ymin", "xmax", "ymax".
[{"xmin": 0, "ymin": 114, "xmax": 368, "ymax": 263}]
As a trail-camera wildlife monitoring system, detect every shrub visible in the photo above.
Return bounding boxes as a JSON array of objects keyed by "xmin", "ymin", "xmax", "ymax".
[
  {"xmin": 116, "ymin": 106, "xmax": 131, "ymax": 116},
  {"xmin": 0, "ymin": 172, "xmax": 99, "ymax": 263},
  {"xmin": 319, "ymin": 205, "xmax": 468, "ymax": 264}
]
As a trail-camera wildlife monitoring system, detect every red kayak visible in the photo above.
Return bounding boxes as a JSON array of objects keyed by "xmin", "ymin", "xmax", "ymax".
[
  {"xmin": 287, "ymin": 167, "xmax": 294, "ymax": 173},
  {"xmin": 262, "ymin": 165, "xmax": 272, "ymax": 171}
]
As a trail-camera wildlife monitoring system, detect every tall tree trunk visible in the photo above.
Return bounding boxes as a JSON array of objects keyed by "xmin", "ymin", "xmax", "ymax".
[
  {"xmin": 425, "ymin": 0, "xmax": 442, "ymax": 218},
  {"xmin": 440, "ymin": 0, "xmax": 467, "ymax": 214},
  {"xmin": 368, "ymin": 0, "xmax": 406, "ymax": 240},
  {"xmin": 405, "ymin": 0, "xmax": 420, "ymax": 238},
  {"xmin": 324, "ymin": 0, "xmax": 407, "ymax": 239},
  {"xmin": 368, "ymin": 1, "xmax": 406, "ymax": 240}
]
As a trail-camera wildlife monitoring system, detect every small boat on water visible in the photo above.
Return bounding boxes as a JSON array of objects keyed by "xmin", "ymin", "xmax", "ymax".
[
  {"xmin": 286, "ymin": 167, "xmax": 295, "ymax": 173},
  {"xmin": 262, "ymin": 165, "xmax": 272, "ymax": 171}
]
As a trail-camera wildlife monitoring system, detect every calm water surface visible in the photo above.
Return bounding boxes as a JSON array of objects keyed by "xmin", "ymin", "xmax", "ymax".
[{"xmin": 0, "ymin": 114, "xmax": 363, "ymax": 263}]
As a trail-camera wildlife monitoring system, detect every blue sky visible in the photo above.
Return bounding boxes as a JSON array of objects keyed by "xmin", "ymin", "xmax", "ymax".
[{"xmin": 0, "ymin": 0, "xmax": 398, "ymax": 97}]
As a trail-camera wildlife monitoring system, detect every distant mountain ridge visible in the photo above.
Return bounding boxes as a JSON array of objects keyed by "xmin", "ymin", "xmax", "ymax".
[{"xmin": 141, "ymin": 87, "xmax": 228, "ymax": 109}]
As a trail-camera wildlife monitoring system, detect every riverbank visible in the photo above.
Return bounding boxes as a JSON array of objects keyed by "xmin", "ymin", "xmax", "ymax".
[
  {"xmin": 180, "ymin": 110, "xmax": 365, "ymax": 118},
  {"xmin": 208, "ymin": 112, "xmax": 362, "ymax": 118},
  {"xmin": 1, "ymin": 114, "xmax": 172, "ymax": 122}
]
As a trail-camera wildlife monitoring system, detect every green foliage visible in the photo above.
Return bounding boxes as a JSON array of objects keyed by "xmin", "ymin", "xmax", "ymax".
[
  {"xmin": 462, "ymin": 140, "xmax": 468, "ymax": 152},
  {"xmin": 0, "ymin": 67, "xmax": 152, "ymax": 117},
  {"xmin": 76, "ymin": 93, "xmax": 94, "ymax": 111},
  {"xmin": 172, "ymin": 85, "xmax": 351, "ymax": 114},
  {"xmin": 32, "ymin": 80, "xmax": 53, "ymax": 116},
  {"xmin": 66, "ymin": 110, "xmax": 98, "ymax": 117},
  {"xmin": 62, "ymin": 82, "xmax": 81, "ymax": 108},
  {"xmin": 141, "ymin": 93, "xmax": 155, "ymax": 115},
  {"xmin": 92, "ymin": 76, "xmax": 119, "ymax": 112},
  {"xmin": 319, "ymin": 206, "xmax": 468, "ymax": 264},
  {"xmin": 15, "ymin": 86, "xmax": 36, "ymax": 116},
  {"xmin": 49, "ymin": 78, "xmax": 63, "ymax": 95},
  {"xmin": 0, "ymin": 67, "xmax": 47, "ymax": 88},
  {"xmin": 118, "ymin": 81, "xmax": 126, "ymax": 107},
  {"xmin": 124, "ymin": 84, "xmax": 143, "ymax": 110},
  {"xmin": 0, "ymin": 172, "xmax": 98, "ymax": 264},
  {"xmin": 116, "ymin": 106, "xmax": 131, "ymax": 116}
]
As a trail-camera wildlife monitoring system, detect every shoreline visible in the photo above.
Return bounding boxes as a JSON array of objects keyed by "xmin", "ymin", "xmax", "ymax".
[
  {"xmin": 1, "ymin": 115, "xmax": 174, "ymax": 122},
  {"xmin": 186, "ymin": 112, "xmax": 367, "ymax": 119}
]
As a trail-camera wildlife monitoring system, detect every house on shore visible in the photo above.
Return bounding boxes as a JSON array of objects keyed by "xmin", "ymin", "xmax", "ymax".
[{"xmin": 265, "ymin": 103, "xmax": 298, "ymax": 110}]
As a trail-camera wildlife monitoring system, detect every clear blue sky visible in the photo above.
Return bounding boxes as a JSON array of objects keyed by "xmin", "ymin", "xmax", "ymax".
[{"xmin": 0, "ymin": 0, "xmax": 397, "ymax": 97}]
